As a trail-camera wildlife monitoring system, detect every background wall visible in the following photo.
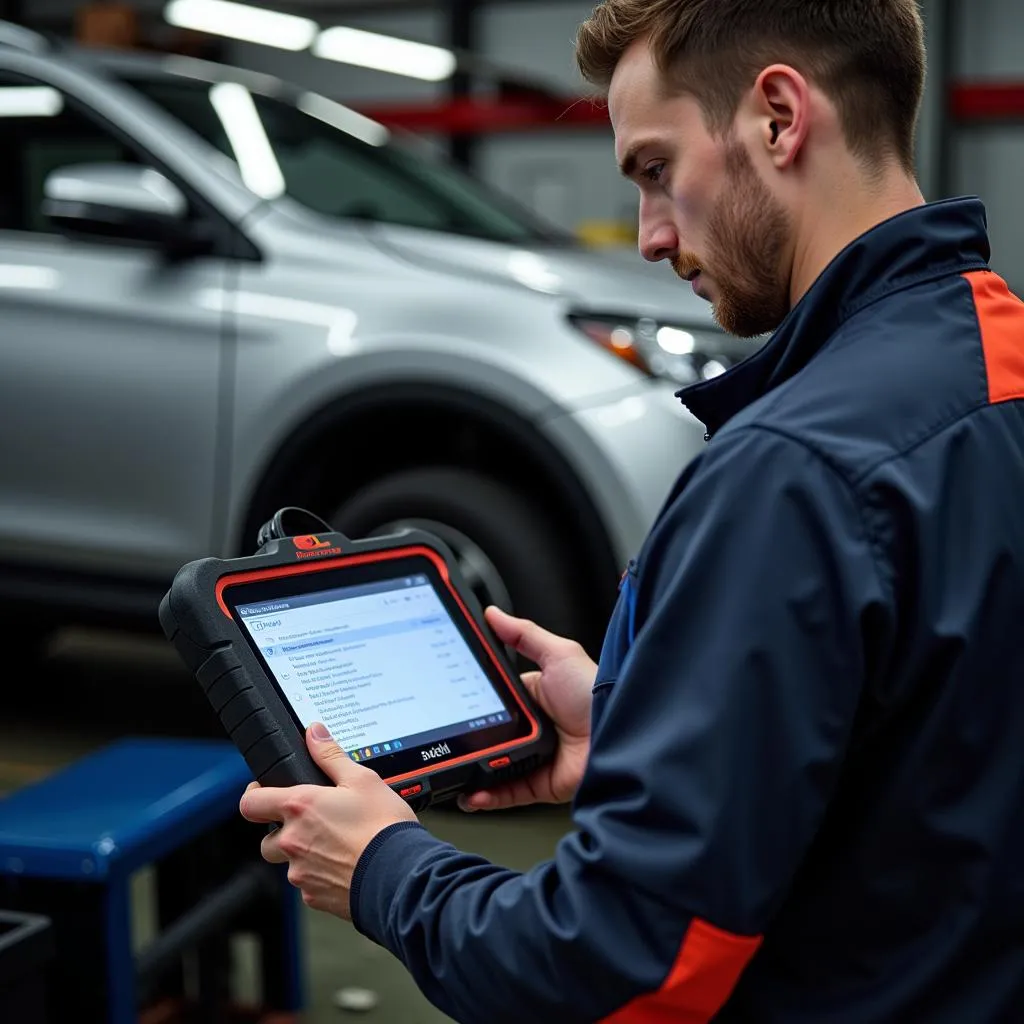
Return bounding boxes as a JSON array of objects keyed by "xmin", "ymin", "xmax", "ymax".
[
  {"xmin": 949, "ymin": 0, "xmax": 1024, "ymax": 289},
  {"xmin": 21, "ymin": 0, "xmax": 1024, "ymax": 282},
  {"xmin": 475, "ymin": 1, "xmax": 634, "ymax": 236}
]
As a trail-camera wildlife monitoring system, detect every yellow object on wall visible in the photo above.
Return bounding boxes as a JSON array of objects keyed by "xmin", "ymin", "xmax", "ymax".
[{"xmin": 575, "ymin": 219, "xmax": 638, "ymax": 249}]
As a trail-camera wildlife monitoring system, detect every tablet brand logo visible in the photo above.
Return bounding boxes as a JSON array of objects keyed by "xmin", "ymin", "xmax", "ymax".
[
  {"xmin": 294, "ymin": 535, "xmax": 331, "ymax": 550},
  {"xmin": 293, "ymin": 534, "xmax": 342, "ymax": 560},
  {"xmin": 421, "ymin": 742, "xmax": 451, "ymax": 762}
]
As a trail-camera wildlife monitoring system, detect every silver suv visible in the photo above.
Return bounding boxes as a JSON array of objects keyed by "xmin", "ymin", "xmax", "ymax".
[{"xmin": 0, "ymin": 24, "xmax": 749, "ymax": 655}]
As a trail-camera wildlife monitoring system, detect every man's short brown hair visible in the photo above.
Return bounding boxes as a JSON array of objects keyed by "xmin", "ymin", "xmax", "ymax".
[{"xmin": 576, "ymin": 0, "xmax": 926, "ymax": 173}]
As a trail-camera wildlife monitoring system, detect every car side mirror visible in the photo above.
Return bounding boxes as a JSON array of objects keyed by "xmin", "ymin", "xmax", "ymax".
[{"xmin": 42, "ymin": 164, "xmax": 200, "ymax": 251}]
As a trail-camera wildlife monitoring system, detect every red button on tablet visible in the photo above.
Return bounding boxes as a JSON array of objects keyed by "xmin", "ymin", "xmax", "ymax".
[
  {"xmin": 488, "ymin": 757, "xmax": 511, "ymax": 769},
  {"xmin": 399, "ymin": 785, "xmax": 422, "ymax": 798}
]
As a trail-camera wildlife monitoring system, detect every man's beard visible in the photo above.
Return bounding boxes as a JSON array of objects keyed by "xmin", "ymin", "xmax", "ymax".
[{"xmin": 674, "ymin": 140, "xmax": 791, "ymax": 338}]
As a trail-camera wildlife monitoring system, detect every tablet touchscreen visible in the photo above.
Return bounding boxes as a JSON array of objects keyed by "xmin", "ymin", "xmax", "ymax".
[{"xmin": 220, "ymin": 551, "xmax": 537, "ymax": 781}]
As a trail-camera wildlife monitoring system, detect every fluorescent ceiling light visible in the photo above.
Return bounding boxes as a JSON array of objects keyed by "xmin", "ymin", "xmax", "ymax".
[
  {"xmin": 0, "ymin": 86, "xmax": 63, "ymax": 118},
  {"xmin": 297, "ymin": 92, "xmax": 389, "ymax": 147},
  {"xmin": 165, "ymin": 0, "xmax": 317, "ymax": 51},
  {"xmin": 0, "ymin": 265, "xmax": 60, "ymax": 290},
  {"xmin": 209, "ymin": 82, "xmax": 285, "ymax": 200},
  {"xmin": 313, "ymin": 26, "xmax": 457, "ymax": 81}
]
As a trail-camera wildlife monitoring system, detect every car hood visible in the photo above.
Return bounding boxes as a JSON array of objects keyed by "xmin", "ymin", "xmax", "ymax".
[{"xmin": 367, "ymin": 224, "xmax": 716, "ymax": 327}]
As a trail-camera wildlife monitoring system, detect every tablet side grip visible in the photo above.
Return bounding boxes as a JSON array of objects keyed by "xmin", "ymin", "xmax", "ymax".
[
  {"xmin": 157, "ymin": 542, "xmax": 556, "ymax": 805},
  {"xmin": 158, "ymin": 573, "xmax": 328, "ymax": 789}
]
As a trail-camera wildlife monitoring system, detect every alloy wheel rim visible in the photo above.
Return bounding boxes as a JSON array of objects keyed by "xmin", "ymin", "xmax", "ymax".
[{"xmin": 371, "ymin": 518, "xmax": 514, "ymax": 615}]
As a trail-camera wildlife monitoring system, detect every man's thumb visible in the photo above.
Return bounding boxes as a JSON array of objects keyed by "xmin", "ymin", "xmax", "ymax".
[
  {"xmin": 306, "ymin": 722, "xmax": 352, "ymax": 782},
  {"xmin": 485, "ymin": 606, "xmax": 554, "ymax": 666}
]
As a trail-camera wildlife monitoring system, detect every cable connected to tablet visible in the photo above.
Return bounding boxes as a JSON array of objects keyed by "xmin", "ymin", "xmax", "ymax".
[
  {"xmin": 160, "ymin": 511, "xmax": 554, "ymax": 807},
  {"xmin": 255, "ymin": 506, "xmax": 339, "ymax": 552}
]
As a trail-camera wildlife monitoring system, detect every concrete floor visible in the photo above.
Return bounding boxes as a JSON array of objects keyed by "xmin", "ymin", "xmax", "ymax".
[{"xmin": 0, "ymin": 628, "xmax": 573, "ymax": 1023}]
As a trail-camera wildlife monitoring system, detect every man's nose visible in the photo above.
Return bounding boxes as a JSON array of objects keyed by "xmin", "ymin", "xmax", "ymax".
[{"xmin": 638, "ymin": 202, "xmax": 679, "ymax": 263}]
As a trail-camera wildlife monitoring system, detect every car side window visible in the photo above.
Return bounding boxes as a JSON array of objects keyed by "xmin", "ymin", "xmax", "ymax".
[
  {"xmin": 121, "ymin": 74, "xmax": 544, "ymax": 241},
  {"xmin": 0, "ymin": 71, "xmax": 146, "ymax": 234}
]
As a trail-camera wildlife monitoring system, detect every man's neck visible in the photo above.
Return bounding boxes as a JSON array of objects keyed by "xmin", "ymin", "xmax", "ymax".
[{"xmin": 790, "ymin": 170, "xmax": 926, "ymax": 308}]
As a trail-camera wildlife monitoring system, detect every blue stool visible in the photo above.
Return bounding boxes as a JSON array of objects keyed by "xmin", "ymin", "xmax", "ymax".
[{"xmin": 0, "ymin": 738, "xmax": 303, "ymax": 1023}]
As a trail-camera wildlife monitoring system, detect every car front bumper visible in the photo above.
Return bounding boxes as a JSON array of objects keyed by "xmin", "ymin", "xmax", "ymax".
[{"xmin": 541, "ymin": 380, "xmax": 709, "ymax": 568}]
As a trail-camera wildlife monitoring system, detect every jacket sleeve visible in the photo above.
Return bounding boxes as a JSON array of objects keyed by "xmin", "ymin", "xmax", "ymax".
[{"xmin": 349, "ymin": 425, "xmax": 891, "ymax": 1024}]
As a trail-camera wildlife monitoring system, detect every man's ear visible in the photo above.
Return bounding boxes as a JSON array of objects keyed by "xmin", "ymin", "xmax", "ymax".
[{"xmin": 752, "ymin": 64, "xmax": 810, "ymax": 169}]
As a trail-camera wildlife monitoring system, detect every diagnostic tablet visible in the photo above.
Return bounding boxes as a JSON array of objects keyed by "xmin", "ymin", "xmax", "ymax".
[{"xmin": 159, "ymin": 525, "xmax": 555, "ymax": 809}]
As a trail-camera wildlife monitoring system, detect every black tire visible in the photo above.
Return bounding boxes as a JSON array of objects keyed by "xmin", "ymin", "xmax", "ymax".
[
  {"xmin": 330, "ymin": 467, "xmax": 591, "ymax": 644},
  {"xmin": 10, "ymin": 617, "xmax": 55, "ymax": 670}
]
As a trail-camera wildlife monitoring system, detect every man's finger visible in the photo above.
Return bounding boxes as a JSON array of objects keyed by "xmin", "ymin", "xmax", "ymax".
[
  {"xmin": 485, "ymin": 607, "xmax": 562, "ymax": 668},
  {"xmin": 306, "ymin": 723, "xmax": 359, "ymax": 784},
  {"xmin": 240, "ymin": 786, "xmax": 288, "ymax": 824},
  {"xmin": 519, "ymin": 670, "xmax": 542, "ymax": 701},
  {"xmin": 260, "ymin": 828, "xmax": 288, "ymax": 865},
  {"xmin": 457, "ymin": 775, "xmax": 544, "ymax": 813}
]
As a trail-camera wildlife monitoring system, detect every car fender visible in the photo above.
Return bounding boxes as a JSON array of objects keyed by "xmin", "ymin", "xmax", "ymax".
[{"xmin": 224, "ymin": 349, "xmax": 643, "ymax": 573}]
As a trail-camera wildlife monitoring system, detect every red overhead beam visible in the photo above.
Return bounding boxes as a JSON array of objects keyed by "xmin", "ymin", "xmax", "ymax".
[
  {"xmin": 950, "ymin": 83, "xmax": 1024, "ymax": 121},
  {"xmin": 359, "ymin": 84, "xmax": 1024, "ymax": 135},
  {"xmin": 358, "ymin": 95, "xmax": 610, "ymax": 135}
]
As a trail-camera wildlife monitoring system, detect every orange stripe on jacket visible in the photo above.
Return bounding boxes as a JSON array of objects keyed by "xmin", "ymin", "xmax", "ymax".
[
  {"xmin": 600, "ymin": 918, "xmax": 762, "ymax": 1024},
  {"xmin": 964, "ymin": 270, "xmax": 1024, "ymax": 404}
]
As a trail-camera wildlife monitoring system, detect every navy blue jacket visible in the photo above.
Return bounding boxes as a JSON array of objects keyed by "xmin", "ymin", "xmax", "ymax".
[{"xmin": 351, "ymin": 198, "xmax": 1024, "ymax": 1023}]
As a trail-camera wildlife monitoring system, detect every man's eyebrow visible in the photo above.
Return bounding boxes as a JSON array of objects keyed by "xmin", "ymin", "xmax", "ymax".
[{"xmin": 618, "ymin": 140, "xmax": 656, "ymax": 178}]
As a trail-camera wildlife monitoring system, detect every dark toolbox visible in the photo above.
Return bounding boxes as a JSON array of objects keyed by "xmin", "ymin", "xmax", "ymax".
[{"xmin": 0, "ymin": 910, "xmax": 53, "ymax": 1024}]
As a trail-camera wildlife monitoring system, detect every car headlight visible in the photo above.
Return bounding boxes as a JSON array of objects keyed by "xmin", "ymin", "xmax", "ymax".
[{"xmin": 568, "ymin": 313, "xmax": 753, "ymax": 386}]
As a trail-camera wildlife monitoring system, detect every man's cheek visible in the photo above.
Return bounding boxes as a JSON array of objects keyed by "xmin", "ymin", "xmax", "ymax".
[{"xmin": 671, "ymin": 184, "xmax": 699, "ymax": 226}]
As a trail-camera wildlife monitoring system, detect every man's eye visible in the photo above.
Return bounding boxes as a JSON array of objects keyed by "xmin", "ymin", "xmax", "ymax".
[{"xmin": 642, "ymin": 163, "xmax": 666, "ymax": 183}]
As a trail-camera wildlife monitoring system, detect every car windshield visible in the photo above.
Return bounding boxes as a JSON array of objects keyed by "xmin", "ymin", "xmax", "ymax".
[{"xmin": 117, "ymin": 71, "xmax": 568, "ymax": 244}]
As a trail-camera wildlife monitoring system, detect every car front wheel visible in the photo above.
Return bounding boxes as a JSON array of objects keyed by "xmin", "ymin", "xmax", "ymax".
[{"xmin": 329, "ymin": 466, "xmax": 593, "ymax": 647}]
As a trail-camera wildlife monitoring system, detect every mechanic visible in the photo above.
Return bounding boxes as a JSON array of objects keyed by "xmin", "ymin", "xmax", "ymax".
[{"xmin": 239, "ymin": 1, "xmax": 1024, "ymax": 1020}]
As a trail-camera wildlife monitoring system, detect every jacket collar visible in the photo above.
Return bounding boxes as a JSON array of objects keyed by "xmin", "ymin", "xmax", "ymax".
[{"xmin": 677, "ymin": 196, "xmax": 992, "ymax": 437}]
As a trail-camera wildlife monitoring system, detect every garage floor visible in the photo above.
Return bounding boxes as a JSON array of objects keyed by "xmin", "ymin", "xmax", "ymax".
[{"xmin": 1, "ymin": 629, "xmax": 573, "ymax": 1023}]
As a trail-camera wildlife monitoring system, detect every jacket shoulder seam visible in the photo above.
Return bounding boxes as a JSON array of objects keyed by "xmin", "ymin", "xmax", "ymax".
[
  {"xmin": 744, "ymin": 277, "xmax": 990, "ymax": 488},
  {"xmin": 738, "ymin": 423, "xmax": 892, "ymax": 602},
  {"xmin": 848, "ymin": 274, "xmax": 990, "ymax": 481},
  {"xmin": 837, "ymin": 260, "xmax": 990, "ymax": 326},
  {"xmin": 852, "ymin": 398, "xmax": 990, "ymax": 486}
]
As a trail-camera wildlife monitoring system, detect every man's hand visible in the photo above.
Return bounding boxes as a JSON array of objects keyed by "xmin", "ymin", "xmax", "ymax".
[
  {"xmin": 459, "ymin": 606, "xmax": 597, "ymax": 813},
  {"xmin": 239, "ymin": 724, "xmax": 417, "ymax": 919}
]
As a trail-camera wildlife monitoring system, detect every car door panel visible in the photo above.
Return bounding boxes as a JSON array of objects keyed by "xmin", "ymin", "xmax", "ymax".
[
  {"xmin": 0, "ymin": 68, "xmax": 226, "ymax": 579},
  {"xmin": 0, "ymin": 234, "xmax": 226, "ymax": 576}
]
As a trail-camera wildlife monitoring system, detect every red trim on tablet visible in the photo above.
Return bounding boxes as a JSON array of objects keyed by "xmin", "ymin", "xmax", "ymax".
[{"xmin": 215, "ymin": 544, "xmax": 539, "ymax": 783}]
